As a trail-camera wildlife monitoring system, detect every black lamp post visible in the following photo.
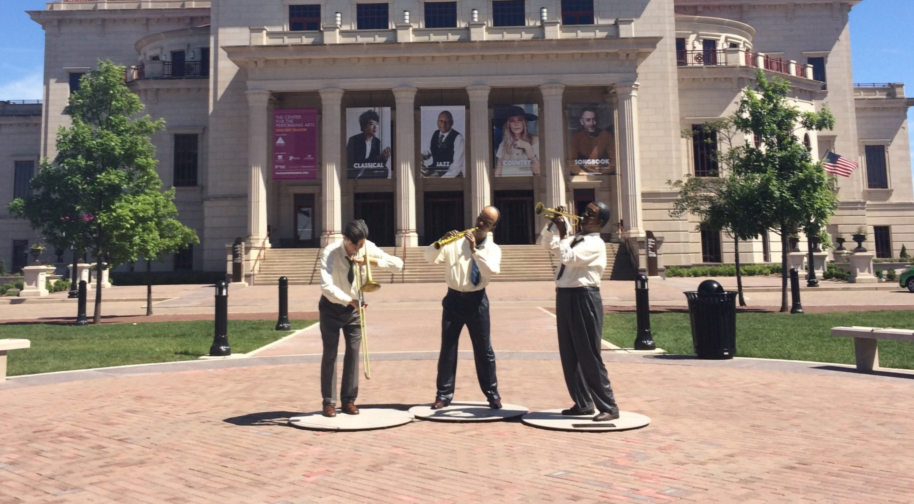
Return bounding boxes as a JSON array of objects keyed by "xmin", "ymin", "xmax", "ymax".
[{"xmin": 806, "ymin": 236, "xmax": 820, "ymax": 288}]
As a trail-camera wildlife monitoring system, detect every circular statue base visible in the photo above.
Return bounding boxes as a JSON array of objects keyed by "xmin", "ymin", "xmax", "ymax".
[
  {"xmin": 521, "ymin": 409, "xmax": 650, "ymax": 432},
  {"xmin": 409, "ymin": 401, "xmax": 528, "ymax": 422},
  {"xmin": 288, "ymin": 408, "xmax": 413, "ymax": 432}
]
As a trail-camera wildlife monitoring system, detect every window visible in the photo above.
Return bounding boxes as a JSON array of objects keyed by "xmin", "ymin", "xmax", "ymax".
[
  {"xmin": 753, "ymin": 133, "xmax": 761, "ymax": 149},
  {"xmin": 425, "ymin": 2, "xmax": 457, "ymax": 28},
  {"xmin": 808, "ymin": 57, "xmax": 826, "ymax": 83},
  {"xmin": 493, "ymin": 0, "xmax": 525, "ymax": 27},
  {"xmin": 174, "ymin": 134, "xmax": 199, "ymax": 187},
  {"xmin": 701, "ymin": 228, "xmax": 722, "ymax": 263},
  {"xmin": 874, "ymin": 226, "xmax": 891, "ymax": 259},
  {"xmin": 357, "ymin": 3, "xmax": 389, "ymax": 30},
  {"xmin": 865, "ymin": 145, "xmax": 888, "ymax": 189},
  {"xmin": 676, "ymin": 38, "xmax": 686, "ymax": 66},
  {"xmin": 12, "ymin": 240, "xmax": 28, "ymax": 274},
  {"xmin": 174, "ymin": 244, "xmax": 194, "ymax": 271},
  {"xmin": 170, "ymin": 51, "xmax": 186, "ymax": 78},
  {"xmin": 702, "ymin": 39, "xmax": 718, "ymax": 65},
  {"xmin": 692, "ymin": 125, "xmax": 719, "ymax": 177},
  {"xmin": 290, "ymin": 5, "xmax": 321, "ymax": 31},
  {"xmin": 561, "ymin": 0, "xmax": 594, "ymax": 25},
  {"xmin": 200, "ymin": 47, "xmax": 210, "ymax": 77},
  {"xmin": 803, "ymin": 133, "xmax": 811, "ymax": 151},
  {"xmin": 13, "ymin": 161, "xmax": 35, "ymax": 200},
  {"xmin": 69, "ymin": 72, "xmax": 85, "ymax": 95}
]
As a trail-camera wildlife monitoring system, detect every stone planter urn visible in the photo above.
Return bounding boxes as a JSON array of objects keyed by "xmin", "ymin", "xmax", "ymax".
[
  {"xmin": 788, "ymin": 236, "xmax": 801, "ymax": 252},
  {"xmin": 852, "ymin": 233, "xmax": 867, "ymax": 252},
  {"xmin": 29, "ymin": 246, "xmax": 44, "ymax": 265},
  {"xmin": 835, "ymin": 237, "xmax": 846, "ymax": 251},
  {"xmin": 810, "ymin": 237, "xmax": 821, "ymax": 253}
]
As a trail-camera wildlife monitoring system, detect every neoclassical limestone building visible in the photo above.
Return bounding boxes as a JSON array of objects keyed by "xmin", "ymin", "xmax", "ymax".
[{"xmin": 1, "ymin": 0, "xmax": 911, "ymax": 276}]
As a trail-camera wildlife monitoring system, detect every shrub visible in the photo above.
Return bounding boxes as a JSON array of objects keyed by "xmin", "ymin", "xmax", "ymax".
[
  {"xmin": 887, "ymin": 269, "xmax": 898, "ymax": 281},
  {"xmin": 823, "ymin": 263, "xmax": 849, "ymax": 281},
  {"xmin": 901, "ymin": 245, "xmax": 910, "ymax": 260},
  {"xmin": 46, "ymin": 278, "xmax": 71, "ymax": 293},
  {"xmin": 875, "ymin": 268, "xmax": 883, "ymax": 280},
  {"xmin": 665, "ymin": 264, "xmax": 782, "ymax": 277},
  {"xmin": 0, "ymin": 258, "xmax": 7, "ymax": 276}
]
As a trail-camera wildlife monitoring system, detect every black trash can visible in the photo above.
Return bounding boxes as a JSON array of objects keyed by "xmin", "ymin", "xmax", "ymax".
[{"xmin": 684, "ymin": 281, "xmax": 737, "ymax": 359}]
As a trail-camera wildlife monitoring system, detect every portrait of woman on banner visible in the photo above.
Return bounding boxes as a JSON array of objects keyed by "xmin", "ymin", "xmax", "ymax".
[{"xmin": 493, "ymin": 105, "xmax": 540, "ymax": 177}]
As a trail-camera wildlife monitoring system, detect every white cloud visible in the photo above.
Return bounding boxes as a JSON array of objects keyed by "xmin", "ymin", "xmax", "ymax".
[{"xmin": 0, "ymin": 71, "xmax": 43, "ymax": 101}]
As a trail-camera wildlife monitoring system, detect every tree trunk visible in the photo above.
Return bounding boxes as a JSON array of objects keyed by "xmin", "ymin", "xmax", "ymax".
[
  {"xmin": 780, "ymin": 225, "xmax": 789, "ymax": 313},
  {"xmin": 146, "ymin": 259, "xmax": 153, "ymax": 316},
  {"xmin": 734, "ymin": 235, "xmax": 746, "ymax": 307},
  {"xmin": 93, "ymin": 258, "xmax": 103, "ymax": 323}
]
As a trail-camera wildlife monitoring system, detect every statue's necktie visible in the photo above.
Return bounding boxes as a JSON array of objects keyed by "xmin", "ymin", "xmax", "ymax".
[
  {"xmin": 556, "ymin": 236, "xmax": 585, "ymax": 280},
  {"xmin": 471, "ymin": 259, "xmax": 480, "ymax": 286},
  {"xmin": 347, "ymin": 257, "xmax": 355, "ymax": 285}
]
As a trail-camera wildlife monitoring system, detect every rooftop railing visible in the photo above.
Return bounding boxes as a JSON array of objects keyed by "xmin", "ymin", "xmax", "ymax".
[{"xmin": 50, "ymin": 0, "xmax": 210, "ymax": 10}]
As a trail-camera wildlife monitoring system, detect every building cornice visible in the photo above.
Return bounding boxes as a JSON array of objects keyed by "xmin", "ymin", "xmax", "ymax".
[
  {"xmin": 675, "ymin": 0, "xmax": 861, "ymax": 7},
  {"xmin": 223, "ymin": 37, "xmax": 661, "ymax": 68},
  {"xmin": 854, "ymin": 98, "xmax": 914, "ymax": 110},
  {"xmin": 135, "ymin": 26, "xmax": 210, "ymax": 52},
  {"xmin": 0, "ymin": 116, "xmax": 42, "ymax": 127},
  {"xmin": 678, "ymin": 66, "xmax": 826, "ymax": 94}
]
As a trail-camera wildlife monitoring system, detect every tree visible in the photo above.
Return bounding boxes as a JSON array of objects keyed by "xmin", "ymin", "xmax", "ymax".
[
  {"xmin": 8, "ymin": 60, "xmax": 176, "ymax": 323},
  {"xmin": 670, "ymin": 120, "xmax": 768, "ymax": 306},
  {"xmin": 132, "ymin": 190, "xmax": 199, "ymax": 315},
  {"xmin": 731, "ymin": 71, "xmax": 838, "ymax": 312}
]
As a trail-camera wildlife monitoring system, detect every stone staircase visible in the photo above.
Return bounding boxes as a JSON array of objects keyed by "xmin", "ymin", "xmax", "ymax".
[{"xmin": 254, "ymin": 243, "xmax": 635, "ymax": 285}]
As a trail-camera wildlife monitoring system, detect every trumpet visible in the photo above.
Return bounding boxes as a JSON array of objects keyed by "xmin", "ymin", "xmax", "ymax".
[
  {"xmin": 535, "ymin": 202, "xmax": 580, "ymax": 224},
  {"xmin": 433, "ymin": 227, "xmax": 479, "ymax": 250},
  {"xmin": 353, "ymin": 248, "xmax": 379, "ymax": 379}
]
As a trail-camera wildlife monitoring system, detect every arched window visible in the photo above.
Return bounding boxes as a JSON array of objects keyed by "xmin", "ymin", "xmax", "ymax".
[
  {"xmin": 753, "ymin": 133, "xmax": 761, "ymax": 149},
  {"xmin": 803, "ymin": 133, "xmax": 812, "ymax": 151}
]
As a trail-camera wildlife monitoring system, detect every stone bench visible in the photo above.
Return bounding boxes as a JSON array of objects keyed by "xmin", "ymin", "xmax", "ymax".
[
  {"xmin": 0, "ymin": 339, "xmax": 30, "ymax": 382},
  {"xmin": 831, "ymin": 326, "xmax": 914, "ymax": 372}
]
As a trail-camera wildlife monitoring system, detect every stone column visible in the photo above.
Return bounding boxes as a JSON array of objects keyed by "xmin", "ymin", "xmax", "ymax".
[
  {"xmin": 540, "ymin": 84, "xmax": 566, "ymax": 210},
  {"xmin": 392, "ymin": 87, "xmax": 419, "ymax": 247},
  {"xmin": 320, "ymin": 88, "xmax": 345, "ymax": 245},
  {"xmin": 246, "ymin": 90, "xmax": 272, "ymax": 249},
  {"xmin": 467, "ymin": 85, "xmax": 491, "ymax": 219},
  {"xmin": 614, "ymin": 83, "xmax": 645, "ymax": 238}
]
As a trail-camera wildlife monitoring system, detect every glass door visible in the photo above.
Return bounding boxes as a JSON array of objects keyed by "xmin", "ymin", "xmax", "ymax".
[
  {"xmin": 354, "ymin": 192, "xmax": 395, "ymax": 247},
  {"xmin": 493, "ymin": 190, "xmax": 534, "ymax": 245},
  {"xmin": 424, "ymin": 191, "xmax": 464, "ymax": 246},
  {"xmin": 294, "ymin": 194, "xmax": 317, "ymax": 248}
]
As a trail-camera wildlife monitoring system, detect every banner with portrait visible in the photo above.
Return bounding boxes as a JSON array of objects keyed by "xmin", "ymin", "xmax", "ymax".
[
  {"xmin": 419, "ymin": 106, "xmax": 466, "ymax": 178},
  {"xmin": 345, "ymin": 107, "xmax": 392, "ymax": 179},
  {"xmin": 492, "ymin": 104, "xmax": 540, "ymax": 177},
  {"xmin": 565, "ymin": 103, "xmax": 615, "ymax": 175},
  {"xmin": 273, "ymin": 108, "xmax": 318, "ymax": 180}
]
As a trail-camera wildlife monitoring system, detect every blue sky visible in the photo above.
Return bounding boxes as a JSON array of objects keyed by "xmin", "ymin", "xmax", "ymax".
[{"xmin": 1, "ymin": 0, "xmax": 912, "ymax": 158}]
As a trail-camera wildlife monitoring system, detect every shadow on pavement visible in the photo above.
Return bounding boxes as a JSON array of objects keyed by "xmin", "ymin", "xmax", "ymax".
[
  {"xmin": 223, "ymin": 411, "xmax": 300, "ymax": 426},
  {"xmin": 814, "ymin": 365, "xmax": 914, "ymax": 380}
]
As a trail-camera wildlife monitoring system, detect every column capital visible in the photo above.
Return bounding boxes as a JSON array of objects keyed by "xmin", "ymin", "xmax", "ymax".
[
  {"xmin": 539, "ymin": 83, "xmax": 566, "ymax": 98},
  {"xmin": 613, "ymin": 82, "xmax": 640, "ymax": 97},
  {"xmin": 392, "ymin": 86, "xmax": 418, "ymax": 102},
  {"xmin": 246, "ymin": 89, "xmax": 272, "ymax": 106},
  {"xmin": 466, "ymin": 85, "xmax": 491, "ymax": 102},
  {"xmin": 318, "ymin": 87, "xmax": 345, "ymax": 104}
]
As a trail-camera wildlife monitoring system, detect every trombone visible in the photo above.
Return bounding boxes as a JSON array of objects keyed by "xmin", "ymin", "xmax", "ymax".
[
  {"xmin": 535, "ymin": 202, "xmax": 581, "ymax": 225},
  {"xmin": 353, "ymin": 248, "xmax": 380, "ymax": 379},
  {"xmin": 433, "ymin": 227, "xmax": 479, "ymax": 250}
]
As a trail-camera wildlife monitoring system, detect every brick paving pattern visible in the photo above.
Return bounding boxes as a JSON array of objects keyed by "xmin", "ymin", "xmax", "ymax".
[{"xmin": 2, "ymin": 280, "xmax": 914, "ymax": 502}]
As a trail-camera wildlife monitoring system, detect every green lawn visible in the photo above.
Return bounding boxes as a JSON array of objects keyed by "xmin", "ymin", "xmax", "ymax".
[
  {"xmin": 604, "ymin": 311, "xmax": 914, "ymax": 370},
  {"xmin": 2, "ymin": 319, "xmax": 315, "ymax": 377}
]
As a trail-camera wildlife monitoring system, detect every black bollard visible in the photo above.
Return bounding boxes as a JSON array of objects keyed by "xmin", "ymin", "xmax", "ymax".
[
  {"xmin": 75, "ymin": 280, "xmax": 89, "ymax": 325},
  {"xmin": 210, "ymin": 281, "xmax": 231, "ymax": 356},
  {"xmin": 807, "ymin": 239, "xmax": 819, "ymax": 288},
  {"xmin": 275, "ymin": 276, "xmax": 291, "ymax": 331},
  {"xmin": 790, "ymin": 268, "xmax": 804, "ymax": 314},
  {"xmin": 633, "ymin": 274, "xmax": 656, "ymax": 350}
]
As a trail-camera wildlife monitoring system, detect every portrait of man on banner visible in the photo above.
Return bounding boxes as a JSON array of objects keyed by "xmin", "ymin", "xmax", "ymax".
[
  {"xmin": 420, "ymin": 106, "xmax": 466, "ymax": 178},
  {"xmin": 566, "ymin": 104, "xmax": 616, "ymax": 175},
  {"xmin": 492, "ymin": 104, "xmax": 540, "ymax": 177},
  {"xmin": 346, "ymin": 107, "xmax": 392, "ymax": 179}
]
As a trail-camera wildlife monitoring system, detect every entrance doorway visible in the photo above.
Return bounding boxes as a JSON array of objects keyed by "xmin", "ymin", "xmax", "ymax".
[
  {"xmin": 573, "ymin": 189, "xmax": 595, "ymax": 219},
  {"xmin": 493, "ymin": 190, "xmax": 535, "ymax": 245},
  {"xmin": 11, "ymin": 240, "xmax": 28, "ymax": 274},
  {"xmin": 294, "ymin": 194, "xmax": 318, "ymax": 248},
  {"xmin": 354, "ymin": 192, "xmax": 395, "ymax": 247},
  {"xmin": 424, "ymin": 191, "xmax": 464, "ymax": 246}
]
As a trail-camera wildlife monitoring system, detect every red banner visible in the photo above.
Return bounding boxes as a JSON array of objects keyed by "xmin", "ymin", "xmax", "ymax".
[{"xmin": 273, "ymin": 109, "xmax": 318, "ymax": 180}]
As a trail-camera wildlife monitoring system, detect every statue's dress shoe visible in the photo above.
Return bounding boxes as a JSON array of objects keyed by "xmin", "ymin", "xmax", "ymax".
[
  {"xmin": 488, "ymin": 399, "xmax": 503, "ymax": 410},
  {"xmin": 322, "ymin": 405, "xmax": 337, "ymax": 418},
  {"xmin": 561, "ymin": 406, "xmax": 595, "ymax": 416},
  {"xmin": 342, "ymin": 403, "xmax": 359, "ymax": 415},
  {"xmin": 431, "ymin": 399, "xmax": 451, "ymax": 410},
  {"xmin": 593, "ymin": 410, "xmax": 620, "ymax": 422}
]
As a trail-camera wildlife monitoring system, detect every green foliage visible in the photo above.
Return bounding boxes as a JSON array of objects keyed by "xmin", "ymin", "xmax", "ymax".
[
  {"xmin": 666, "ymin": 264, "xmax": 783, "ymax": 277},
  {"xmin": 0, "ymin": 279, "xmax": 25, "ymax": 296},
  {"xmin": 901, "ymin": 245, "xmax": 910, "ymax": 260},
  {"xmin": 875, "ymin": 268, "xmax": 883, "ymax": 280},
  {"xmin": 887, "ymin": 269, "xmax": 898, "ymax": 282},
  {"xmin": 46, "ymin": 278, "xmax": 72, "ymax": 293},
  {"xmin": 110, "ymin": 271, "xmax": 225, "ymax": 286},
  {"xmin": 0, "ymin": 258, "xmax": 7, "ymax": 276},
  {"xmin": 823, "ymin": 262, "xmax": 849, "ymax": 281}
]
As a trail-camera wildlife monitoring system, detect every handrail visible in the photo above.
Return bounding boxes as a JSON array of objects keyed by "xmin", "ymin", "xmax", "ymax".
[{"xmin": 250, "ymin": 232, "xmax": 271, "ymax": 286}]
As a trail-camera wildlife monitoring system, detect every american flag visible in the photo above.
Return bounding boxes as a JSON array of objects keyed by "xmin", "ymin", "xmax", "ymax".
[{"xmin": 822, "ymin": 152, "xmax": 858, "ymax": 177}]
